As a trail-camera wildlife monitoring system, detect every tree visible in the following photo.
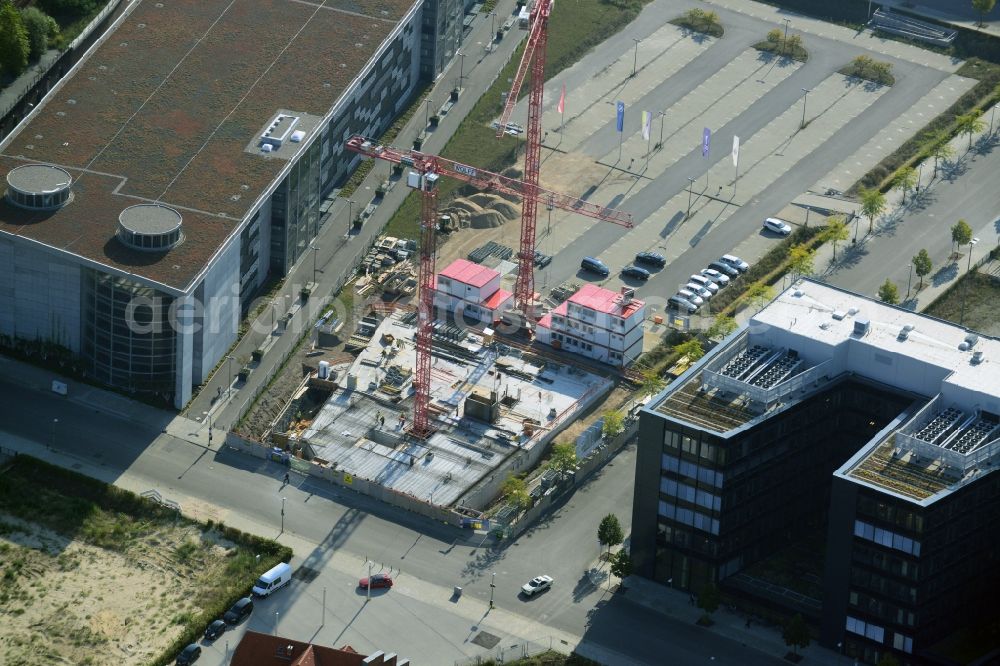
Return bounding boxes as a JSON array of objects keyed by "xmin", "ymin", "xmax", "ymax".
[
  {"xmin": 597, "ymin": 513, "xmax": 624, "ymax": 559},
  {"xmin": 912, "ymin": 249, "xmax": 932, "ymax": 288},
  {"xmin": 546, "ymin": 442, "xmax": 577, "ymax": 473},
  {"xmin": 639, "ymin": 367, "xmax": 667, "ymax": 395},
  {"xmin": 601, "ymin": 410, "xmax": 625, "ymax": 439},
  {"xmin": 766, "ymin": 28, "xmax": 782, "ymax": 44},
  {"xmin": 878, "ymin": 279, "xmax": 899, "ymax": 305},
  {"xmin": 852, "ymin": 54, "xmax": 874, "ymax": 76},
  {"xmin": 501, "ymin": 475, "xmax": 530, "ymax": 510},
  {"xmin": 37, "ymin": 0, "xmax": 101, "ymax": 16},
  {"xmin": 746, "ymin": 282, "xmax": 775, "ymax": 311},
  {"xmin": 822, "ymin": 215, "xmax": 850, "ymax": 261},
  {"xmin": 673, "ymin": 338, "xmax": 705, "ymax": 362},
  {"xmin": 0, "ymin": 0, "xmax": 30, "ymax": 78},
  {"xmin": 785, "ymin": 34, "xmax": 803, "ymax": 56},
  {"xmin": 972, "ymin": 0, "xmax": 997, "ymax": 27},
  {"xmin": 860, "ymin": 187, "xmax": 887, "ymax": 234},
  {"xmin": 20, "ymin": 6, "xmax": 58, "ymax": 61},
  {"xmin": 609, "ymin": 549, "xmax": 633, "ymax": 588},
  {"xmin": 697, "ymin": 583, "xmax": 721, "ymax": 624},
  {"xmin": 932, "ymin": 139, "xmax": 954, "ymax": 178},
  {"xmin": 783, "ymin": 613, "xmax": 811, "ymax": 656},
  {"xmin": 957, "ymin": 110, "xmax": 986, "ymax": 150},
  {"xmin": 871, "ymin": 60, "xmax": 893, "ymax": 85},
  {"xmin": 951, "ymin": 219, "xmax": 973, "ymax": 252},
  {"xmin": 707, "ymin": 314, "xmax": 738, "ymax": 340},
  {"xmin": 892, "ymin": 166, "xmax": 917, "ymax": 204},
  {"xmin": 788, "ymin": 244, "xmax": 816, "ymax": 277}
]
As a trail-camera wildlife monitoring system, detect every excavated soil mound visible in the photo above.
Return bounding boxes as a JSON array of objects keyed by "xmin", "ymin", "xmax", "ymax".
[{"xmin": 470, "ymin": 210, "xmax": 506, "ymax": 229}]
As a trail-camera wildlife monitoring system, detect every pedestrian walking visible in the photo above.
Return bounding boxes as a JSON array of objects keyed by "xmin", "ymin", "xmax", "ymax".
[
  {"xmin": 283, "ymin": 471, "xmax": 290, "ymax": 485},
  {"xmin": 380, "ymin": 415, "xmax": 386, "ymax": 427}
]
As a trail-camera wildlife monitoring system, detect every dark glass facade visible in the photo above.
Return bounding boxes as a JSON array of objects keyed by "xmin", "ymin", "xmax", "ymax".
[{"xmin": 81, "ymin": 269, "xmax": 176, "ymax": 396}]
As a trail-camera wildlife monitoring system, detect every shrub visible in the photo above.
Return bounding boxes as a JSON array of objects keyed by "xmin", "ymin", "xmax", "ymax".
[{"xmin": 20, "ymin": 7, "xmax": 58, "ymax": 60}]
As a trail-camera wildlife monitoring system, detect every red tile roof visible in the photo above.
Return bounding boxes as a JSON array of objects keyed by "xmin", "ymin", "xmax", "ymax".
[
  {"xmin": 482, "ymin": 288, "xmax": 512, "ymax": 310},
  {"xmin": 231, "ymin": 631, "xmax": 366, "ymax": 666},
  {"xmin": 0, "ymin": 0, "xmax": 414, "ymax": 290},
  {"xmin": 439, "ymin": 259, "xmax": 498, "ymax": 289},
  {"xmin": 568, "ymin": 283, "xmax": 644, "ymax": 318},
  {"xmin": 536, "ymin": 312, "xmax": 552, "ymax": 329}
]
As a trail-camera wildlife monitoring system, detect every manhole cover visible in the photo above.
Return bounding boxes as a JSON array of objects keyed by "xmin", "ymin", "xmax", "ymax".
[
  {"xmin": 296, "ymin": 566, "xmax": 320, "ymax": 583},
  {"xmin": 472, "ymin": 631, "xmax": 501, "ymax": 649}
]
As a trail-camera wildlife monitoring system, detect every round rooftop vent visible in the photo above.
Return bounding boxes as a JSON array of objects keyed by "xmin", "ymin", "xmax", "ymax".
[
  {"xmin": 5, "ymin": 164, "xmax": 72, "ymax": 210},
  {"xmin": 117, "ymin": 204, "xmax": 183, "ymax": 251}
]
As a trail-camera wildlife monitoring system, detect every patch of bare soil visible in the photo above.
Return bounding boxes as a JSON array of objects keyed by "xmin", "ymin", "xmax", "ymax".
[{"xmin": 0, "ymin": 515, "xmax": 236, "ymax": 666}]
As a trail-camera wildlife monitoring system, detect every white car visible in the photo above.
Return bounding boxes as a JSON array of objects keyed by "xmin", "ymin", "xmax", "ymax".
[
  {"xmin": 763, "ymin": 217, "xmax": 792, "ymax": 235},
  {"xmin": 685, "ymin": 282, "xmax": 712, "ymax": 300},
  {"xmin": 677, "ymin": 288, "xmax": 704, "ymax": 306},
  {"xmin": 700, "ymin": 268, "xmax": 730, "ymax": 286},
  {"xmin": 720, "ymin": 254, "xmax": 750, "ymax": 273},
  {"xmin": 521, "ymin": 575, "xmax": 553, "ymax": 597},
  {"xmin": 688, "ymin": 274, "xmax": 720, "ymax": 295}
]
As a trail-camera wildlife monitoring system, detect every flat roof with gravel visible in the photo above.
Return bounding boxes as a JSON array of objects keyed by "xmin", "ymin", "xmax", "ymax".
[{"xmin": 0, "ymin": 0, "xmax": 414, "ymax": 292}]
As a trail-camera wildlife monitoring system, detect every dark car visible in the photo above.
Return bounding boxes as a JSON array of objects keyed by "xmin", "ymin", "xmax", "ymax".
[
  {"xmin": 533, "ymin": 250, "xmax": 552, "ymax": 268},
  {"xmin": 223, "ymin": 597, "xmax": 254, "ymax": 625},
  {"xmin": 635, "ymin": 251, "xmax": 666, "ymax": 267},
  {"xmin": 359, "ymin": 573, "xmax": 394, "ymax": 590},
  {"xmin": 203, "ymin": 619, "xmax": 226, "ymax": 641},
  {"xmin": 707, "ymin": 260, "xmax": 740, "ymax": 277},
  {"xmin": 176, "ymin": 643, "xmax": 201, "ymax": 666},
  {"xmin": 621, "ymin": 265, "xmax": 650, "ymax": 281},
  {"xmin": 580, "ymin": 256, "xmax": 610, "ymax": 277}
]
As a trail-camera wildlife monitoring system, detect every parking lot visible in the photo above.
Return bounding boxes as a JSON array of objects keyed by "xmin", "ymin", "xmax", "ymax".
[{"xmin": 503, "ymin": 0, "xmax": 970, "ymax": 318}]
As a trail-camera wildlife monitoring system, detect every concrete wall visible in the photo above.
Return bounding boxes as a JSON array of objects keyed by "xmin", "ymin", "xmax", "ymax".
[
  {"xmin": 195, "ymin": 235, "xmax": 241, "ymax": 384},
  {"xmin": 0, "ymin": 237, "xmax": 81, "ymax": 351}
]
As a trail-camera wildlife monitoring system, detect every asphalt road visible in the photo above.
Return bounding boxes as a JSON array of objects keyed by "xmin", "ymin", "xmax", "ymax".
[
  {"xmin": 534, "ymin": 0, "xmax": 953, "ymax": 305},
  {"xmin": 825, "ymin": 135, "xmax": 1000, "ymax": 302},
  {"xmin": 0, "ymin": 368, "xmax": 787, "ymax": 665}
]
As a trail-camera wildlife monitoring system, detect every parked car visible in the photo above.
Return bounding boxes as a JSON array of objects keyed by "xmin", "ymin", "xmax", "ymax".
[
  {"xmin": 685, "ymin": 282, "xmax": 712, "ymax": 300},
  {"xmin": 521, "ymin": 575, "xmax": 554, "ymax": 597},
  {"xmin": 688, "ymin": 274, "xmax": 720, "ymax": 294},
  {"xmin": 677, "ymin": 288, "xmax": 704, "ymax": 306},
  {"xmin": 668, "ymin": 295, "xmax": 698, "ymax": 313},
  {"xmin": 719, "ymin": 254, "xmax": 750, "ymax": 273},
  {"xmin": 252, "ymin": 562, "xmax": 293, "ymax": 597},
  {"xmin": 621, "ymin": 265, "xmax": 651, "ymax": 281},
  {"xmin": 203, "ymin": 619, "xmax": 226, "ymax": 641},
  {"xmin": 580, "ymin": 256, "xmax": 610, "ymax": 277},
  {"xmin": 533, "ymin": 250, "xmax": 552, "ymax": 268},
  {"xmin": 359, "ymin": 573, "xmax": 394, "ymax": 590},
  {"xmin": 707, "ymin": 260, "xmax": 740, "ymax": 277},
  {"xmin": 223, "ymin": 597, "xmax": 254, "ymax": 625},
  {"xmin": 763, "ymin": 217, "xmax": 792, "ymax": 235},
  {"xmin": 635, "ymin": 251, "xmax": 666, "ymax": 267},
  {"xmin": 700, "ymin": 268, "xmax": 730, "ymax": 286},
  {"xmin": 175, "ymin": 643, "xmax": 201, "ymax": 666}
]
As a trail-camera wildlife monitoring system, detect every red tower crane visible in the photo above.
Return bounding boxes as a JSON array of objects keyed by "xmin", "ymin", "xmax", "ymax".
[
  {"xmin": 496, "ymin": 0, "xmax": 554, "ymax": 320},
  {"xmin": 346, "ymin": 136, "xmax": 631, "ymax": 438}
]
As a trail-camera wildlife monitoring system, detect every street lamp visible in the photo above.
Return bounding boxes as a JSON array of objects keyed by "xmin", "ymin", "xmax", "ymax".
[
  {"xmin": 274, "ymin": 611, "xmax": 279, "ymax": 636},
  {"xmin": 281, "ymin": 496, "xmax": 287, "ymax": 532},
  {"xmin": 366, "ymin": 560, "xmax": 374, "ymax": 601},
  {"xmin": 800, "ymin": 88, "xmax": 811, "ymax": 129},
  {"xmin": 686, "ymin": 177, "xmax": 696, "ymax": 219},
  {"xmin": 959, "ymin": 237, "xmax": 980, "ymax": 325},
  {"xmin": 51, "ymin": 418, "xmax": 58, "ymax": 449},
  {"xmin": 657, "ymin": 110, "xmax": 666, "ymax": 149},
  {"xmin": 631, "ymin": 39, "xmax": 641, "ymax": 78},
  {"xmin": 458, "ymin": 51, "xmax": 466, "ymax": 89},
  {"xmin": 782, "ymin": 18, "xmax": 791, "ymax": 50},
  {"xmin": 489, "ymin": 571, "xmax": 496, "ymax": 609},
  {"xmin": 907, "ymin": 262, "xmax": 914, "ymax": 297},
  {"xmin": 226, "ymin": 355, "xmax": 235, "ymax": 397},
  {"xmin": 489, "ymin": 11, "xmax": 497, "ymax": 41},
  {"xmin": 346, "ymin": 198, "xmax": 355, "ymax": 230},
  {"xmin": 424, "ymin": 98, "xmax": 432, "ymax": 126}
]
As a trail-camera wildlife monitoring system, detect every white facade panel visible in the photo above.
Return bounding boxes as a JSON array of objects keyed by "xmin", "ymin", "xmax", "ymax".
[{"xmin": 196, "ymin": 236, "xmax": 241, "ymax": 385}]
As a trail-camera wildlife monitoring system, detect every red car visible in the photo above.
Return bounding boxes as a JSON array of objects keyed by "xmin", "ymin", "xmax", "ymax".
[{"xmin": 359, "ymin": 573, "xmax": 393, "ymax": 590}]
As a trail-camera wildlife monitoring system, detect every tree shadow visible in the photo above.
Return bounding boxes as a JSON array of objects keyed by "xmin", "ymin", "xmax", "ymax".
[
  {"xmin": 939, "ymin": 159, "xmax": 969, "ymax": 182},
  {"xmin": 931, "ymin": 262, "xmax": 959, "ymax": 287},
  {"xmin": 676, "ymin": 27, "xmax": 712, "ymax": 44},
  {"xmin": 825, "ymin": 242, "xmax": 869, "ymax": 275},
  {"xmin": 571, "ymin": 568, "xmax": 602, "ymax": 603},
  {"xmin": 460, "ymin": 542, "xmax": 509, "ymax": 582}
]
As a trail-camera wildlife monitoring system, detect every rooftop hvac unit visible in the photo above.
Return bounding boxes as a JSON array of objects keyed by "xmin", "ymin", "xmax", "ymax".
[
  {"xmin": 852, "ymin": 317, "xmax": 870, "ymax": 337},
  {"xmin": 832, "ymin": 311, "xmax": 846, "ymax": 321},
  {"xmin": 972, "ymin": 350, "xmax": 984, "ymax": 365},
  {"xmin": 261, "ymin": 144, "xmax": 273, "ymax": 153},
  {"xmin": 965, "ymin": 333, "xmax": 979, "ymax": 348}
]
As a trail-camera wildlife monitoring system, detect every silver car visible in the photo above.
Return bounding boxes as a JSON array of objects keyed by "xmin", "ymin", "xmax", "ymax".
[
  {"xmin": 688, "ymin": 274, "xmax": 719, "ymax": 294},
  {"xmin": 677, "ymin": 288, "xmax": 704, "ymax": 306},
  {"xmin": 685, "ymin": 282, "xmax": 712, "ymax": 300},
  {"xmin": 700, "ymin": 268, "xmax": 730, "ymax": 286}
]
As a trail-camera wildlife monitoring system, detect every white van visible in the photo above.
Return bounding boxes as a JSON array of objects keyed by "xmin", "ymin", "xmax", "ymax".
[{"xmin": 252, "ymin": 562, "xmax": 292, "ymax": 597}]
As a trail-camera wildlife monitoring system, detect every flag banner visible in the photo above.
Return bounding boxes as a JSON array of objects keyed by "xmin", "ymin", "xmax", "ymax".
[
  {"xmin": 642, "ymin": 111, "xmax": 651, "ymax": 141},
  {"xmin": 732, "ymin": 136, "xmax": 740, "ymax": 167},
  {"xmin": 702, "ymin": 127, "xmax": 711, "ymax": 157},
  {"xmin": 616, "ymin": 101, "xmax": 625, "ymax": 133},
  {"xmin": 557, "ymin": 83, "xmax": 566, "ymax": 114}
]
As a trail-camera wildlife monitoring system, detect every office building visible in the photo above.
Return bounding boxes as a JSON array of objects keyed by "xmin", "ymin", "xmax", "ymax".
[{"xmin": 631, "ymin": 280, "xmax": 1000, "ymax": 664}]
